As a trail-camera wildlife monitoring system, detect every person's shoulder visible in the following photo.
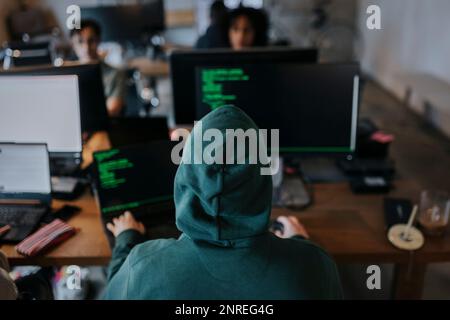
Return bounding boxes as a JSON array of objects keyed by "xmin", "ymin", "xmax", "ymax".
[
  {"xmin": 127, "ymin": 237, "xmax": 183, "ymax": 268},
  {"xmin": 274, "ymin": 235, "xmax": 336, "ymax": 267}
]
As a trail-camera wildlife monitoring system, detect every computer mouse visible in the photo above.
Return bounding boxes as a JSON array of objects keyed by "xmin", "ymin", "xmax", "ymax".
[{"xmin": 270, "ymin": 220, "xmax": 284, "ymax": 234}]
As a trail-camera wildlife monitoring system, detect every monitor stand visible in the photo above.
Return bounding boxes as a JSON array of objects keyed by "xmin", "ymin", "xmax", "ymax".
[{"xmin": 272, "ymin": 157, "xmax": 313, "ymax": 210}]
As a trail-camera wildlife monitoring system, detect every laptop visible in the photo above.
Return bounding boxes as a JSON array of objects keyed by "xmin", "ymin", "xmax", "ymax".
[
  {"xmin": 0, "ymin": 143, "xmax": 52, "ymax": 242},
  {"xmin": 92, "ymin": 141, "xmax": 179, "ymax": 244}
]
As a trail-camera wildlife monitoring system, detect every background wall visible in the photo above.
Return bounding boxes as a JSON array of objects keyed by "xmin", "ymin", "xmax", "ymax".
[
  {"xmin": 357, "ymin": 0, "xmax": 450, "ymax": 99},
  {"xmin": 0, "ymin": 0, "xmax": 19, "ymax": 43},
  {"xmin": 268, "ymin": 0, "xmax": 357, "ymax": 47},
  {"xmin": 38, "ymin": 0, "xmax": 197, "ymax": 45}
]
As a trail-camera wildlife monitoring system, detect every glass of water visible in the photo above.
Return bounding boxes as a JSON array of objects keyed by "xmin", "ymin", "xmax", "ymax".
[{"xmin": 418, "ymin": 190, "xmax": 450, "ymax": 236}]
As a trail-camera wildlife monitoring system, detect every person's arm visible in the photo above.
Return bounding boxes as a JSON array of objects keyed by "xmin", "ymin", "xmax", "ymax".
[
  {"xmin": 107, "ymin": 229, "xmax": 146, "ymax": 280},
  {"xmin": 106, "ymin": 212, "xmax": 146, "ymax": 280},
  {"xmin": 107, "ymin": 97, "xmax": 125, "ymax": 117},
  {"xmin": 106, "ymin": 68, "xmax": 127, "ymax": 117},
  {"xmin": 274, "ymin": 216, "xmax": 343, "ymax": 299}
]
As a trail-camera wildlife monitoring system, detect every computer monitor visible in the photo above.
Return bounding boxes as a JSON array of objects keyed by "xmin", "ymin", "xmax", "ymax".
[
  {"xmin": 170, "ymin": 48, "xmax": 319, "ymax": 124},
  {"xmin": 2, "ymin": 41, "xmax": 52, "ymax": 69},
  {"xmin": 1, "ymin": 63, "xmax": 109, "ymax": 133},
  {"xmin": 81, "ymin": 1, "xmax": 165, "ymax": 43},
  {"xmin": 92, "ymin": 141, "xmax": 178, "ymax": 216},
  {"xmin": 108, "ymin": 117, "xmax": 169, "ymax": 148},
  {"xmin": 0, "ymin": 75, "xmax": 82, "ymax": 156},
  {"xmin": 196, "ymin": 63, "xmax": 360, "ymax": 155}
]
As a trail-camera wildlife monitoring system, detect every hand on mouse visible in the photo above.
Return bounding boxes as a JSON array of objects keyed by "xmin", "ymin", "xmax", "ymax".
[
  {"xmin": 273, "ymin": 216, "xmax": 309, "ymax": 239},
  {"xmin": 106, "ymin": 211, "xmax": 146, "ymax": 238}
]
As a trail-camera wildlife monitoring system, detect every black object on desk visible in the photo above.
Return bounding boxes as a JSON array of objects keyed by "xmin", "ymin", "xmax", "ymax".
[
  {"xmin": 338, "ymin": 158, "xmax": 396, "ymax": 177},
  {"xmin": 349, "ymin": 176, "xmax": 392, "ymax": 194},
  {"xmin": 338, "ymin": 157, "xmax": 396, "ymax": 194},
  {"xmin": 357, "ymin": 118, "xmax": 392, "ymax": 159},
  {"xmin": 41, "ymin": 205, "xmax": 81, "ymax": 224},
  {"xmin": 384, "ymin": 198, "xmax": 413, "ymax": 229}
]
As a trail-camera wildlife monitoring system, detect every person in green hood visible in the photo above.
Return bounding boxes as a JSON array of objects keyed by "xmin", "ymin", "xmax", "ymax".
[{"xmin": 103, "ymin": 105, "xmax": 343, "ymax": 300}]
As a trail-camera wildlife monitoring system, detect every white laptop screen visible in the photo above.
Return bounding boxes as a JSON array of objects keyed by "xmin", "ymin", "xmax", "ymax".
[
  {"xmin": 0, "ymin": 75, "xmax": 82, "ymax": 153},
  {"xmin": 0, "ymin": 144, "xmax": 51, "ymax": 194}
]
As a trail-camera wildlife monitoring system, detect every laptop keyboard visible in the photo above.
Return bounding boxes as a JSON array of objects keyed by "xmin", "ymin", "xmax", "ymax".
[{"xmin": 0, "ymin": 205, "xmax": 48, "ymax": 226}]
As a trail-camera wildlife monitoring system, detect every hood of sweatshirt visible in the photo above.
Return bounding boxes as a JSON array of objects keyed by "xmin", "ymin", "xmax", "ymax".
[{"xmin": 174, "ymin": 105, "xmax": 272, "ymax": 246}]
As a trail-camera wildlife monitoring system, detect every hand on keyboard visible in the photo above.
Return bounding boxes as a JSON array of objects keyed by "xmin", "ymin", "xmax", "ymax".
[{"xmin": 106, "ymin": 211, "xmax": 146, "ymax": 238}]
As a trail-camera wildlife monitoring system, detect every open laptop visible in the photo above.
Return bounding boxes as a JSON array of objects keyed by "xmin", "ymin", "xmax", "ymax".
[
  {"xmin": 92, "ymin": 141, "xmax": 179, "ymax": 244},
  {"xmin": 0, "ymin": 143, "xmax": 52, "ymax": 242}
]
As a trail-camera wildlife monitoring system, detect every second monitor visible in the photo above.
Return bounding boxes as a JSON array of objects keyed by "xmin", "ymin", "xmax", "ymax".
[
  {"xmin": 171, "ymin": 48, "xmax": 319, "ymax": 125},
  {"xmin": 0, "ymin": 75, "xmax": 82, "ymax": 175},
  {"xmin": 1, "ymin": 62, "xmax": 109, "ymax": 133},
  {"xmin": 171, "ymin": 49, "xmax": 359, "ymax": 156}
]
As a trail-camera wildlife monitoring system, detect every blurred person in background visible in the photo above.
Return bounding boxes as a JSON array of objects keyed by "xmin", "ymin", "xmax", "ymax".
[
  {"xmin": 70, "ymin": 19, "xmax": 126, "ymax": 117},
  {"xmin": 227, "ymin": 6, "xmax": 269, "ymax": 50},
  {"xmin": 196, "ymin": 0, "xmax": 230, "ymax": 49}
]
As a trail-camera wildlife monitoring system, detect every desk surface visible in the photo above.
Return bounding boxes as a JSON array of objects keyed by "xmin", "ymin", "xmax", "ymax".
[
  {"xmin": 1, "ymin": 191, "xmax": 111, "ymax": 266},
  {"xmin": 2, "ymin": 179, "xmax": 449, "ymax": 267},
  {"xmin": 275, "ymin": 181, "xmax": 450, "ymax": 264}
]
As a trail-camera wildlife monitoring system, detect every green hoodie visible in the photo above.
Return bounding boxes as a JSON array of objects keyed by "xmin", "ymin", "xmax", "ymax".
[{"xmin": 104, "ymin": 105, "xmax": 342, "ymax": 300}]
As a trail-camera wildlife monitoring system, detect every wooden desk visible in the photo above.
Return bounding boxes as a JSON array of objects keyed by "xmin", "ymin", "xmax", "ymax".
[
  {"xmin": 0, "ymin": 190, "xmax": 111, "ymax": 267},
  {"xmin": 273, "ymin": 180, "xmax": 450, "ymax": 299},
  {"xmin": 0, "ymin": 131, "xmax": 112, "ymax": 266}
]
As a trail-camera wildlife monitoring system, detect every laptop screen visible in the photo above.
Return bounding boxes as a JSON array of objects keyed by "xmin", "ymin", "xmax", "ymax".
[
  {"xmin": 0, "ymin": 144, "xmax": 51, "ymax": 194},
  {"xmin": 93, "ymin": 141, "xmax": 179, "ymax": 215},
  {"xmin": 0, "ymin": 75, "xmax": 82, "ymax": 153}
]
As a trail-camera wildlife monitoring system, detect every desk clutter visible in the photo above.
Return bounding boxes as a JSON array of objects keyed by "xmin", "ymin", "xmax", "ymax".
[
  {"xmin": 15, "ymin": 219, "xmax": 76, "ymax": 257},
  {"xmin": 339, "ymin": 118, "xmax": 396, "ymax": 194}
]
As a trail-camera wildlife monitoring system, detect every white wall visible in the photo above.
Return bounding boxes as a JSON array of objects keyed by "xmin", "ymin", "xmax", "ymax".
[{"xmin": 357, "ymin": 0, "xmax": 450, "ymax": 99}]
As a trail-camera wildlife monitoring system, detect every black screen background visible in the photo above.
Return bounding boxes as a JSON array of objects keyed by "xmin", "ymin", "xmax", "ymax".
[
  {"xmin": 94, "ymin": 141, "xmax": 178, "ymax": 213},
  {"xmin": 195, "ymin": 64, "xmax": 358, "ymax": 153}
]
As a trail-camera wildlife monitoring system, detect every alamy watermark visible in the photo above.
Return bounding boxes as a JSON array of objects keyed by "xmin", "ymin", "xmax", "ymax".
[
  {"xmin": 66, "ymin": 265, "xmax": 82, "ymax": 290},
  {"xmin": 64, "ymin": 3, "xmax": 381, "ymax": 32},
  {"xmin": 170, "ymin": 121, "xmax": 280, "ymax": 176},
  {"xmin": 66, "ymin": 5, "xmax": 81, "ymax": 31},
  {"xmin": 366, "ymin": 5, "xmax": 381, "ymax": 30},
  {"xmin": 366, "ymin": 265, "xmax": 381, "ymax": 290}
]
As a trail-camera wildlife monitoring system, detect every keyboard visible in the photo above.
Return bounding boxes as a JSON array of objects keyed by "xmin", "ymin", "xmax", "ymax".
[
  {"xmin": 0, "ymin": 205, "xmax": 48, "ymax": 242},
  {"xmin": 102, "ymin": 201, "xmax": 176, "ymax": 248}
]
